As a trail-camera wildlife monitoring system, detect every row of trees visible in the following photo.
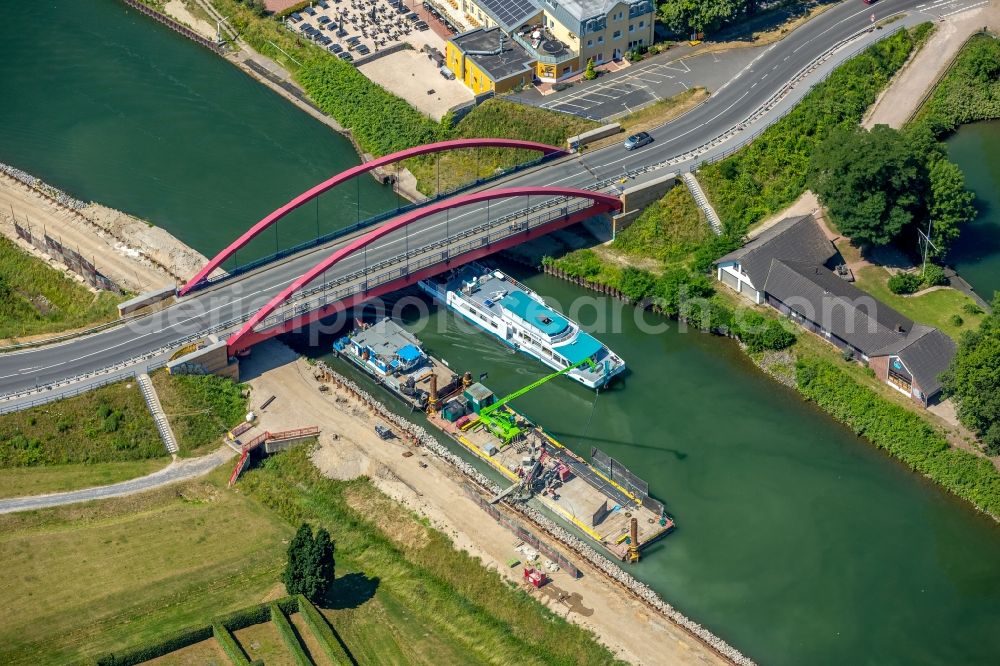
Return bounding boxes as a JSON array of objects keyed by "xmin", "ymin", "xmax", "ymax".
[
  {"xmin": 943, "ymin": 296, "xmax": 1000, "ymax": 454},
  {"xmin": 807, "ymin": 124, "xmax": 976, "ymax": 257},
  {"xmin": 657, "ymin": 0, "xmax": 755, "ymax": 37}
]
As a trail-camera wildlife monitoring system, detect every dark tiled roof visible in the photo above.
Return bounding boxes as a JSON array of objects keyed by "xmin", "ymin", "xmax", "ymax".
[
  {"xmin": 452, "ymin": 28, "xmax": 535, "ymax": 81},
  {"xmin": 876, "ymin": 326, "xmax": 956, "ymax": 397},
  {"xmin": 717, "ymin": 215, "xmax": 836, "ymax": 288}
]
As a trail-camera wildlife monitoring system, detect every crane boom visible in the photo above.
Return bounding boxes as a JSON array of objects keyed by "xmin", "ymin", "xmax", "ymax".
[{"xmin": 479, "ymin": 357, "xmax": 597, "ymax": 418}]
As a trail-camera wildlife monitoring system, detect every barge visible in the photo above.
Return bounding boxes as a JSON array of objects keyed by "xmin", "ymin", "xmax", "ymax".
[
  {"xmin": 332, "ymin": 318, "xmax": 671, "ymax": 560},
  {"xmin": 418, "ymin": 263, "xmax": 626, "ymax": 389},
  {"xmin": 333, "ymin": 318, "xmax": 460, "ymax": 411}
]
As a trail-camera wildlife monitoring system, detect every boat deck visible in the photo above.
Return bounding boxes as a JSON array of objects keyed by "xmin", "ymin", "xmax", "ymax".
[
  {"xmin": 339, "ymin": 349, "xmax": 460, "ymax": 410},
  {"xmin": 428, "ymin": 412, "xmax": 671, "ymax": 559}
]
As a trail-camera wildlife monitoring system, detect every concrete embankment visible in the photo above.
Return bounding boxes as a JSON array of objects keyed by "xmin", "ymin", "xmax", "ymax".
[{"xmin": 309, "ymin": 357, "xmax": 755, "ymax": 666}]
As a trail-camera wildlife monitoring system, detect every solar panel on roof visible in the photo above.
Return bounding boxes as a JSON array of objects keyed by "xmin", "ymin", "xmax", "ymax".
[{"xmin": 478, "ymin": 0, "xmax": 539, "ymax": 31}]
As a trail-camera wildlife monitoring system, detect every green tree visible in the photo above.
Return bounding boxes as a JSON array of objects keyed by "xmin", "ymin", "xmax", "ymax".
[
  {"xmin": 583, "ymin": 58, "xmax": 597, "ymax": 80},
  {"xmin": 927, "ymin": 158, "xmax": 976, "ymax": 255},
  {"xmin": 283, "ymin": 523, "xmax": 336, "ymax": 601},
  {"xmin": 808, "ymin": 125, "xmax": 925, "ymax": 247},
  {"xmin": 942, "ymin": 296, "xmax": 1000, "ymax": 454},
  {"xmin": 658, "ymin": 0, "xmax": 746, "ymax": 35}
]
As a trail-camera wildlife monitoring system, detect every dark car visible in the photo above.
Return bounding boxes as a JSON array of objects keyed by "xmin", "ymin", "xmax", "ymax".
[{"xmin": 623, "ymin": 131, "xmax": 653, "ymax": 150}]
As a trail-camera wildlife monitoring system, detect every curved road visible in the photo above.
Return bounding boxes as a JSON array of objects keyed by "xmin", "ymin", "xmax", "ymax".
[
  {"xmin": 0, "ymin": 447, "xmax": 234, "ymax": 514},
  {"xmin": 0, "ymin": 0, "xmax": 973, "ymax": 404}
]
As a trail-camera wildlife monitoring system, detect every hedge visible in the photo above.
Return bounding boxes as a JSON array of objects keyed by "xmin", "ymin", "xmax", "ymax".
[
  {"xmin": 214, "ymin": 623, "xmax": 250, "ymax": 666},
  {"xmin": 93, "ymin": 625, "xmax": 213, "ymax": 666},
  {"xmin": 270, "ymin": 603, "xmax": 312, "ymax": 666},
  {"xmin": 297, "ymin": 594, "xmax": 353, "ymax": 665},
  {"xmin": 796, "ymin": 357, "xmax": 1000, "ymax": 518},
  {"xmin": 93, "ymin": 597, "xmax": 304, "ymax": 665}
]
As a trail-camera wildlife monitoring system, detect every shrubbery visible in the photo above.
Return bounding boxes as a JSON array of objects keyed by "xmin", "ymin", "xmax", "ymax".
[
  {"xmin": 942, "ymin": 296, "xmax": 1000, "ymax": 453},
  {"xmin": 270, "ymin": 603, "xmax": 312, "ymax": 666},
  {"xmin": 888, "ymin": 272, "xmax": 922, "ymax": 294},
  {"xmin": 95, "ymin": 625, "xmax": 213, "ymax": 666},
  {"xmin": 915, "ymin": 34, "xmax": 1000, "ymax": 133},
  {"xmin": 921, "ymin": 263, "xmax": 948, "ymax": 286},
  {"xmin": 214, "ymin": 623, "xmax": 250, "ymax": 665},
  {"xmin": 699, "ymin": 27, "xmax": 921, "ymax": 235},
  {"xmin": 797, "ymin": 357, "xmax": 1000, "ymax": 517}
]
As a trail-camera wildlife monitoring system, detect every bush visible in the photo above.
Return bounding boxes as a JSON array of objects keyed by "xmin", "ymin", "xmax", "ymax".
[
  {"xmin": 949, "ymin": 314, "xmax": 964, "ymax": 327},
  {"xmin": 962, "ymin": 302, "xmax": 984, "ymax": 316},
  {"xmin": 733, "ymin": 311, "xmax": 796, "ymax": 353},
  {"xmin": 797, "ymin": 357, "xmax": 1000, "ymax": 517},
  {"xmin": 921, "ymin": 263, "xmax": 948, "ymax": 287},
  {"xmin": 214, "ymin": 601, "xmax": 271, "ymax": 631},
  {"xmin": 888, "ymin": 272, "xmax": 922, "ymax": 294},
  {"xmin": 842, "ymin": 348, "xmax": 855, "ymax": 362}
]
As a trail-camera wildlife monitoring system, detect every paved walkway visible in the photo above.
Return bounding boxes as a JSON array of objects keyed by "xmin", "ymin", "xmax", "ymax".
[
  {"xmin": 864, "ymin": 1, "xmax": 1000, "ymax": 128},
  {"xmin": 0, "ymin": 447, "xmax": 234, "ymax": 514}
]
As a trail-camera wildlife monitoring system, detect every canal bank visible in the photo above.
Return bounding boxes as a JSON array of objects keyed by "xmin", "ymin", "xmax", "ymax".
[{"xmin": 3, "ymin": 2, "xmax": 1000, "ymax": 665}]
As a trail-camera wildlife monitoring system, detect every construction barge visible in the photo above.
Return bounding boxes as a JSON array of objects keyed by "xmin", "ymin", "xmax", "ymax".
[{"xmin": 332, "ymin": 318, "xmax": 673, "ymax": 561}]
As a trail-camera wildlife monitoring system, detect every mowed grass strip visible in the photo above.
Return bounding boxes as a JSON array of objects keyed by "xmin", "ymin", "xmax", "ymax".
[
  {"xmin": 0, "ymin": 469, "xmax": 291, "ymax": 665},
  {"xmin": 0, "ymin": 235, "xmax": 121, "ymax": 342},
  {"xmin": 0, "ymin": 459, "xmax": 167, "ymax": 498}
]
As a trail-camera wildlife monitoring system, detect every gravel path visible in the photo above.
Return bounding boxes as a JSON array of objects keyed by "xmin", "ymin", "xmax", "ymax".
[{"xmin": 0, "ymin": 447, "xmax": 235, "ymax": 514}]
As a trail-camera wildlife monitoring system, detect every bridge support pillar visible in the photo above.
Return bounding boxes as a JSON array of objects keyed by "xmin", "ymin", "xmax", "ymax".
[
  {"xmin": 611, "ymin": 173, "xmax": 678, "ymax": 239},
  {"xmin": 167, "ymin": 337, "xmax": 240, "ymax": 381}
]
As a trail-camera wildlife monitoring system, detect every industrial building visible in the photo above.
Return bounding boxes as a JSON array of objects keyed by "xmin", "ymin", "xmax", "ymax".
[{"xmin": 445, "ymin": 0, "xmax": 655, "ymax": 92}]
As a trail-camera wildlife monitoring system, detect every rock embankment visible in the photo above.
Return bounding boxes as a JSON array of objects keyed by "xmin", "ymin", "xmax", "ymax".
[{"xmin": 312, "ymin": 360, "xmax": 756, "ymax": 666}]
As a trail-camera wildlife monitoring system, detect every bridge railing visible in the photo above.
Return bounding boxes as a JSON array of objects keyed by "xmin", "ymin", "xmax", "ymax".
[
  {"xmin": 253, "ymin": 194, "xmax": 596, "ymax": 332},
  {"xmin": 195, "ymin": 153, "xmax": 558, "ymax": 291}
]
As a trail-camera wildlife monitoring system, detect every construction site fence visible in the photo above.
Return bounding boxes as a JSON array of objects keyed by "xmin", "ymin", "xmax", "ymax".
[
  {"xmin": 463, "ymin": 485, "xmax": 581, "ymax": 579},
  {"xmin": 13, "ymin": 219, "xmax": 121, "ymax": 293},
  {"xmin": 590, "ymin": 447, "xmax": 665, "ymax": 515}
]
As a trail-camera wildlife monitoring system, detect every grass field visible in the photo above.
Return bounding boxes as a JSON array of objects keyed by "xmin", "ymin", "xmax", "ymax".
[
  {"xmin": 0, "ymin": 459, "xmax": 167, "ymax": 498},
  {"xmin": 234, "ymin": 620, "xmax": 295, "ymax": 666},
  {"xmin": 0, "ymin": 380, "xmax": 163, "ymax": 468},
  {"xmin": 612, "ymin": 184, "xmax": 710, "ymax": 264},
  {"xmin": 854, "ymin": 266, "xmax": 986, "ymax": 340},
  {"xmin": 0, "ymin": 236, "xmax": 121, "ymax": 342},
  {"xmin": 152, "ymin": 372, "xmax": 248, "ymax": 456},
  {"xmin": 0, "ymin": 468, "xmax": 291, "ymax": 665}
]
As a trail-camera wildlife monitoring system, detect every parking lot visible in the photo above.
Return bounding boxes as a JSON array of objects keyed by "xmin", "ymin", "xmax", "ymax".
[
  {"xmin": 287, "ymin": 0, "xmax": 439, "ymax": 64},
  {"xmin": 514, "ymin": 46, "xmax": 761, "ymax": 121}
]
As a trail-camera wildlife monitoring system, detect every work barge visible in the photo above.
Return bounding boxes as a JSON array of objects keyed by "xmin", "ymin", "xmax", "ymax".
[{"xmin": 333, "ymin": 318, "xmax": 673, "ymax": 561}]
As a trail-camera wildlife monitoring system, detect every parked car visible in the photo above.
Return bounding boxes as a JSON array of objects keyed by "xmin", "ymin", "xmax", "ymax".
[
  {"xmin": 415, "ymin": 21, "xmax": 429, "ymax": 30},
  {"xmin": 623, "ymin": 131, "xmax": 653, "ymax": 150}
]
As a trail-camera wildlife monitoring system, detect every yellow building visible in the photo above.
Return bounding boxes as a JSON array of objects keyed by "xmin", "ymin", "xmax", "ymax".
[
  {"xmin": 449, "ymin": 0, "xmax": 655, "ymax": 88},
  {"xmin": 446, "ymin": 28, "xmax": 536, "ymax": 94}
]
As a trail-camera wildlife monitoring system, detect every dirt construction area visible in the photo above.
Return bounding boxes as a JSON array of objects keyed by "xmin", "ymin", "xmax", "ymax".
[
  {"xmin": 239, "ymin": 340, "xmax": 727, "ymax": 666},
  {"xmin": 358, "ymin": 48, "xmax": 472, "ymax": 120}
]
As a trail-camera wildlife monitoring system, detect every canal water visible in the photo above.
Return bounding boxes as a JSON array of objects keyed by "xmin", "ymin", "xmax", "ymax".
[
  {"xmin": 946, "ymin": 120, "xmax": 1000, "ymax": 303},
  {"xmin": 3, "ymin": 2, "xmax": 1000, "ymax": 664},
  {"xmin": 0, "ymin": 0, "xmax": 396, "ymax": 265}
]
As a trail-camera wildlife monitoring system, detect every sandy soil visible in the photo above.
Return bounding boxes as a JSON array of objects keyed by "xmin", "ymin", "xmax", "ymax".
[
  {"xmin": 747, "ymin": 190, "xmax": 821, "ymax": 239},
  {"xmin": 241, "ymin": 341, "xmax": 727, "ymax": 666},
  {"xmin": 0, "ymin": 173, "xmax": 173, "ymax": 293},
  {"xmin": 864, "ymin": 2, "xmax": 1000, "ymax": 129},
  {"xmin": 359, "ymin": 50, "xmax": 473, "ymax": 122},
  {"xmin": 163, "ymin": 0, "xmax": 217, "ymax": 42}
]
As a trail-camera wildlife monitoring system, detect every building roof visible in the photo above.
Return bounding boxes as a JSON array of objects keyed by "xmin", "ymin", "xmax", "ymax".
[
  {"xmin": 451, "ymin": 28, "xmax": 536, "ymax": 82},
  {"xmin": 475, "ymin": 0, "xmax": 541, "ymax": 32},
  {"xmin": 717, "ymin": 215, "xmax": 837, "ymax": 288},
  {"xmin": 500, "ymin": 290, "xmax": 569, "ymax": 337},
  {"xmin": 351, "ymin": 318, "xmax": 423, "ymax": 361},
  {"xmin": 875, "ymin": 326, "xmax": 956, "ymax": 397},
  {"xmin": 762, "ymin": 260, "xmax": 954, "ymax": 396}
]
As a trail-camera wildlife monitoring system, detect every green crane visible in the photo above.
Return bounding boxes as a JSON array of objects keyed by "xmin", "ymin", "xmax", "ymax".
[{"xmin": 474, "ymin": 357, "xmax": 597, "ymax": 444}]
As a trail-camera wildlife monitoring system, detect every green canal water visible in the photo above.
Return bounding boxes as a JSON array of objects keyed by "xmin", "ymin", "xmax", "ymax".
[
  {"xmin": 3, "ymin": 2, "xmax": 1000, "ymax": 664},
  {"xmin": 0, "ymin": 0, "xmax": 395, "ymax": 264},
  {"xmin": 946, "ymin": 120, "xmax": 1000, "ymax": 303}
]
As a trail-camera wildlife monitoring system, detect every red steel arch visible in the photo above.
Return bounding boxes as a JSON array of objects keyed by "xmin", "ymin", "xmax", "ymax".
[
  {"xmin": 227, "ymin": 186, "xmax": 621, "ymax": 353},
  {"xmin": 180, "ymin": 138, "xmax": 567, "ymax": 295}
]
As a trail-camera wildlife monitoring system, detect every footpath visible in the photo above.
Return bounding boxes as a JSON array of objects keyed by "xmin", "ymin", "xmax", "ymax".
[{"xmin": 864, "ymin": 1, "xmax": 1000, "ymax": 129}]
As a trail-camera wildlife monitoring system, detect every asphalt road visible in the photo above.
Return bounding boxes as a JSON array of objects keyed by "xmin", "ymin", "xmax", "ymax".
[
  {"xmin": 0, "ymin": 447, "xmax": 234, "ymax": 514},
  {"xmin": 0, "ymin": 0, "xmax": 978, "ymax": 405}
]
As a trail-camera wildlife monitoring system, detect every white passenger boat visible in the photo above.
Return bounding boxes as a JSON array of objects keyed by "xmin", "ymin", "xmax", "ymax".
[{"xmin": 418, "ymin": 263, "xmax": 626, "ymax": 389}]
